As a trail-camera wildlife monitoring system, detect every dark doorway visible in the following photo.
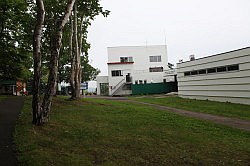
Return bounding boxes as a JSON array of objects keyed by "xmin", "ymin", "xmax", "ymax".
[
  {"xmin": 126, "ymin": 73, "xmax": 132, "ymax": 83},
  {"xmin": 100, "ymin": 83, "xmax": 109, "ymax": 95}
]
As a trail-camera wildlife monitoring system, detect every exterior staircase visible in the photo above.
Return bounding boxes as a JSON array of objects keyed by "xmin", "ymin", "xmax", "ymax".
[{"xmin": 111, "ymin": 78, "xmax": 132, "ymax": 96}]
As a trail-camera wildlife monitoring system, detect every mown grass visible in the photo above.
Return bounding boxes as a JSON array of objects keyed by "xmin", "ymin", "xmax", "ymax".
[
  {"xmin": 131, "ymin": 96, "xmax": 250, "ymax": 120},
  {"xmin": 14, "ymin": 97, "xmax": 250, "ymax": 165},
  {"xmin": 0, "ymin": 95, "xmax": 7, "ymax": 101}
]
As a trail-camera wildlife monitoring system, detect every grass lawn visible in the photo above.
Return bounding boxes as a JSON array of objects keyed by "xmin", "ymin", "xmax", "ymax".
[
  {"xmin": 14, "ymin": 97, "xmax": 250, "ymax": 165},
  {"xmin": 0, "ymin": 95, "xmax": 7, "ymax": 101},
  {"xmin": 131, "ymin": 96, "xmax": 250, "ymax": 120}
]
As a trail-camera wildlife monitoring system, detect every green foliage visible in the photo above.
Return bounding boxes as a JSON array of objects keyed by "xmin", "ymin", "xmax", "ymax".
[
  {"xmin": 57, "ymin": 0, "xmax": 109, "ymax": 83},
  {"xmin": 0, "ymin": 0, "xmax": 108, "ymax": 82},
  {"xmin": 81, "ymin": 56, "xmax": 100, "ymax": 82},
  {"xmin": 15, "ymin": 97, "xmax": 250, "ymax": 165},
  {"xmin": 77, "ymin": 0, "xmax": 108, "ymax": 82},
  {"xmin": 77, "ymin": 0, "xmax": 110, "ymax": 56},
  {"xmin": 0, "ymin": 0, "xmax": 33, "ymax": 81},
  {"xmin": 82, "ymin": 62, "xmax": 100, "ymax": 82}
]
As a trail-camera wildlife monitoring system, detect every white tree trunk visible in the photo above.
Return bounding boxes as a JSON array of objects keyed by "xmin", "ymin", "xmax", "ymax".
[
  {"xmin": 73, "ymin": 1, "xmax": 81, "ymax": 99},
  {"xmin": 32, "ymin": 0, "xmax": 45, "ymax": 124},
  {"xmin": 39, "ymin": 0, "xmax": 76, "ymax": 124}
]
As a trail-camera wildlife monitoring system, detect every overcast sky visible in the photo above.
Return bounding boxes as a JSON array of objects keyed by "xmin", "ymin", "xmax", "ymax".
[{"xmin": 87, "ymin": 0, "xmax": 250, "ymax": 76}]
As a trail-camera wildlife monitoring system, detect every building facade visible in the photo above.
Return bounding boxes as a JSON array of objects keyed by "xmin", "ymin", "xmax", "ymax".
[
  {"xmin": 96, "ymin": 45, "xmax": 177, "ymax": 96},
  {"xmin": 0, "ymin": 79, "xmax": 27, "ymax": 95},
  {"xmin": 177, "ymin": 47, "xmax": 250, "ymax": 105},
  {"xmin": 96, "ymin": 76, "xmax": 109, "ymax": 96},
  {"xmin": 108, "ymin": 45, "xmax": 170, "ymax": 96}
]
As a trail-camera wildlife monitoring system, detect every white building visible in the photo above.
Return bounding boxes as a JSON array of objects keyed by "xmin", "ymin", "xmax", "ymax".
[
  {"xmin": 177, "ymin": 47, "xmax": 250, "ymax": 105},
  {"xmin": 97, "ymin": 45, "xmax": 177, "ymax": 96},
  {"xmin": 96, "ymin": 76, "xmax": 109, "ymax": 95}
]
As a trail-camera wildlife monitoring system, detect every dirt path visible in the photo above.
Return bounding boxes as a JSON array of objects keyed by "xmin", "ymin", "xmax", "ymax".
[
  {"xmin": 0, "ymin": 97, "xmax": 24, "ymax": 166},
  {"xmin": 86, "ymin": 96, "xmax": 250, "ymax": 131},
  {"xmin": 129, "ymin": 100, "xmax": 250, "ymax": 132}
]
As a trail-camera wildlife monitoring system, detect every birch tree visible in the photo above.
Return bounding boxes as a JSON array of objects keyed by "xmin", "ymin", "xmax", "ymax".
[
  {"xmin": 32, "ymin": 0, "xmax": 45, "ymax": 124},
  {"xmin": 32, "ymin": 0, "xmax": 76, "ymax": 125},
  {"xmin": 32, "ymin": 0, "xmax": 108, "ymax": 124},
  {"xmin": 69, "ymin": 0, "xmax": 109, "ymax": 100}
]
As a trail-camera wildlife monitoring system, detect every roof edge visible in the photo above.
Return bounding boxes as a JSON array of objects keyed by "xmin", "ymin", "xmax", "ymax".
[{"xmin": 177, "ymin": 46, "xmax": 250, "ymax": 64}]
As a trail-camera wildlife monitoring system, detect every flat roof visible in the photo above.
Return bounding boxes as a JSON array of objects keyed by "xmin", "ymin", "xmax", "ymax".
[
  {"xmin": 177, "ymin": 46, "xmax": 250, "ymax": 64},
  {"xmin": 107, "ymin": 45, "xmax": 167, "ymax": 49}
]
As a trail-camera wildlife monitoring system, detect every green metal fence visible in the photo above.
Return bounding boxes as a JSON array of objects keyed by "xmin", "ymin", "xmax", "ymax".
[{"xmin": 132, "ymin": 82, "xmax": 177, "ymax": 95}]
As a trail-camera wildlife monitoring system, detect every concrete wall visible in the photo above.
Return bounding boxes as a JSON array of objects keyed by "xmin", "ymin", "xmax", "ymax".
[
  {"xmin": 108, "ymin": 45, "xmax": 168, "ymax": 68},
  {"xmin": 96, "ymin": 76, "xmax": 108, "ymax": 95},
  {"xmin": 177, "ymin": 47, "xmax": 250, "ymax": 105},
  {"xmin": 107, "ymin": 45, "xmax": 169, "ymax": 95}
]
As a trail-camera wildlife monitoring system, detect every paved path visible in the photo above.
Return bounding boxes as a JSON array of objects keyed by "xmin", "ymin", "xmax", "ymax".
[{"xmin": 0, "ymin": 97, "xmax": 24, "ymax": 166}]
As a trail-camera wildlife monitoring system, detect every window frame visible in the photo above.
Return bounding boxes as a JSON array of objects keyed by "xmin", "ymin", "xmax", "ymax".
[
  {"xmin": 217, "ymin": 66, "xmax": 227, "ymax": 72},
  {"xmin": 227, "ymin": 64, "xmax": 239, "ymax": 71},
  {"xmin": 149, "ymin": 67, "xmax": 163, "ymax": 72},
  {"xmin": 183, "ymin": 64, "xmax": 240, "ymax": 77},
  {"xmin": 120, "ymin": 56, "xmax": 133, "ymax": 63},
  {"xmin": 198, "ymin": 69, "xmax": 206, "ymax": 75},
  {"xmin": 207, "ymin": 68, "xmax": 216, "ymax": 74},
  {"xmin": 111, "ymin": 70, "xmax": 123, "ymax": 77},
  {"xmin": 149, "ymin": 55, "xmax": 162, "ymax": 62}
]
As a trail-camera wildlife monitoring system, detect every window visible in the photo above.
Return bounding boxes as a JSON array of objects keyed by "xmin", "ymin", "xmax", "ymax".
[
  {"xmin": 139, "ymin": 80, "xmax": 143, "ymax": 84},
  {"xmin": 207, "ymin": 68, "xmax": 216, "ymax": 73},
  {"xmin": 135, "ymin": 80, "xmax": 138, "ymax": 84},
  {"xmin": 144, "ymin": 80, "xmax": 147, "ymax": 84},
  {"xmin": 184, "ymin": 64, "xmax": 239, "ymax": 77},
  {"xmin": 198, "ymin": 69, "xmax": 206, "ymax": 74},
  {"xmin": 149, "ymin": 55, "xmax": 161, "ymax": 62},
  {"xmin": 129, "ymin": 57, "xmax": 133, "ymax": 62},
  {"xmin": 227, "ymin": 64, "xmax": 239, "ymax": 71},
  {"xmin": 184, "ymin": 72, "xmax": 191, "ymax": 76},
  {"xmin": 149, "ymin": 67, "xmax": 163, "ymax": 72},
  {"xmin": 120, "ymin": 57, "xmax": 133, "ymax": 62},
  {"xmin": 111, "ymin": 70, "xmax": 122, "ymax": 77},
  {"xmin": 217, "ymin": 66, "xmax": 227, "ymax": 72},
  {"xmin": 190, "ymin": 70, "xmax": 198, "ymax": 75}
]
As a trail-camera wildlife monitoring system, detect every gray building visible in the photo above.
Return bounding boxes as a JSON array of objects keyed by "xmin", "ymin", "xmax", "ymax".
[{"xmin": 177, "ymin": 47, "xmax": 250, "ymax": 105}]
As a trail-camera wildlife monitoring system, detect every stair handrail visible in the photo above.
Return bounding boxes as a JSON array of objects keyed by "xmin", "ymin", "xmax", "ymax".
[{"xmin": 111, "ymin": 78, "xmax": 125, "ymax": 95}]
